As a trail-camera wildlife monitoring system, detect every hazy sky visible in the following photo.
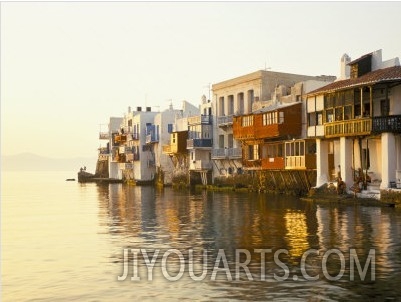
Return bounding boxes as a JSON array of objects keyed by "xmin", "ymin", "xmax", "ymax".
[{"xmin": 2, "ymin": 1, "xmax": 401, "ymax": 159}]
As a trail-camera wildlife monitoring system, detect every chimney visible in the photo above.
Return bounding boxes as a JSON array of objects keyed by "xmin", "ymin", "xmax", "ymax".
[
  {"xmin": 340, "ymin": 54, "xmax": 351, "ymax": 80},
  {"xmin": 128, "ymin": 106, "xmax": 131, "ymax": 113}
]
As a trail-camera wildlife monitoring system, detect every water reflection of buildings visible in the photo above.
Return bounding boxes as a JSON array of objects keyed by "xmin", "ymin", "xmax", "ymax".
[
  {"xmin": 96, "ymin": 183, "xmax": 401, "ymax": 283},
  {"xmin": 284, "ymin": 210, "xmax": 309, "ymax": 259},
  {"xmin": 315, "ymin": 205, "xmax": 401, "ymax": 280}
]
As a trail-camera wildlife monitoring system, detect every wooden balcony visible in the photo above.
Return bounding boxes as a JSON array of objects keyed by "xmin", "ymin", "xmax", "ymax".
[
  {"xmin": 324, "ymin": 118, "xmax": 371, "ymax": 138},
  {"xmin": 114, "ymin": 134, "xmax": 127, "ymax": 144},
  {"xmin": 261, "ymin": 157, "xmax": 285, "ymax": 170},
  {"xmin": 243, "ymin": 159, "xmax": 262, "ymax": 170},
  {"xmin": 162, "ymin": 145, "xmax": 171, "ymax": 154},
  {"xmin": 233, "ymin": 125, "xmax": 255, "ymax": 140},
  {"xmin": 234, "ymin": 103, "xmax": 302, "ymax": 140},
  {"xmin": 372, "ymin": 115, "xmax": 401, "ymax": 134},
  {"xmin": 285, "ymin": 155, "xmax": 316, "ymax": 170}
]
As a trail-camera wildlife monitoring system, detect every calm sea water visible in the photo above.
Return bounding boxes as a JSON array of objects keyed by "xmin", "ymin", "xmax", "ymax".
[{"xmin": 2, "ymin": 171, "xmax": 401, "ymax": 301}]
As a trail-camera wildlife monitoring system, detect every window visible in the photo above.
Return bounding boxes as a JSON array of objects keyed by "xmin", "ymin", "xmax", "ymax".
[
  {"xmin": 344, "ymin": 106, "xmax": 352, "ymax": 120},
  {"xmin": 238, "ymin": 92, "xmax": 244, "ymax": 114},
  {"xmin": 326, "ymin": 109, "xmax": 334, "ymax": 123},
  {"xmin": 242, "ymin": 115, "xmax": 254, "ymax": 127},
  {"xmin": 253, "ymin": 144, "xmax": 259, "ymax": 160},
  {"xmin": 317, "ymin": 112, "xmax": 323, "ymax": 125},
  {"xmin": 279, "ymin": 112, "xmax": 284, "ymax": 124},
  {"xmin": 228, "ymin": 134, "xmax": 233, "ymax": 148},
  {"xmin": 309, "ymin": 112, "xmax": 323, "ymax": 126},
  {"xmin": 362, "ymin": 148, "xmax": 370, "ymax": 170},
  {"xmin": 219, "ymin": 97, "xmax": 225, "ymax": 116},
  {"xmin": 306, "ymin": 141, "xmax": 316, "ymax": 154},
  {"xmin": 325, "ymin": 93, "xmax": 340, "ymax": 122},
  {"xmin": 308, "ymin": 112, "xmax": 316, "ymax": 126},
  {"xmin": 335, "ymin": 107, "xmax": 343, "ymax": 121},
  {"xmin": 381, "ymin": 99, "xmax": 390, "ymax": 116},
  {"xmin": 262, "ymin": 112, "xmax": 278, "ymax": 126},
  {"xmin": 248, "ymin": 145, "xmax": 259, "ymax": 160},
  {"xmin": 219, "ymin": 135, "xmax": 224, "ymax": 149},
  {"xmin": 228, "ymin": 95, "xmax": 234, "ymax": 115}
]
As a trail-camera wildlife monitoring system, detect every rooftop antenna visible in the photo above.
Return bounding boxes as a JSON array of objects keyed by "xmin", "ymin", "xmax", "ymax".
[
  {"xmin": 203, "ymin": 83, "xmax": 211, "ymax": 101},
  {"xmin": 264, "ymin": 62, "xmax": 271, "ymax": 71}
]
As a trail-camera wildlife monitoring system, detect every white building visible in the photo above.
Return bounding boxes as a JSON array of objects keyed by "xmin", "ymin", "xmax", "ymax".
[
  {"xmin": 153, "ymin": 101, "xmax": 199, "ymax": 185},
  {"xmin": 306, "ymin": 49, "xmax": 401, "ymax": 195},
  {"xmin": 211, "ymin": 70, "xmax": 336, "ymax": 180}
]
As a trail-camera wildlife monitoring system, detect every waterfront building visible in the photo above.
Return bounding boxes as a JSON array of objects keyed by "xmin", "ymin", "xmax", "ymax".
[
  {"xmin": 187, "ymin": 95, "xmax": 213, "ymax": 185},
  {"xmin": 99, "ymin": 117, "xmax": 124, "ymax": 179},
  {"xmin": 153, "ymin": 101, "xmax": 199, "ymax": 185},
  {"xmin": 212, "ymin": 70, "xmax": 335, "ymax": 183},
  {"xmin": 232, "ymin": 79, "xmax": 335, "ymax": 172},
  {"xmin": 110, "ymin": 102, "xmax": 198, "ymax": 185},
  {"xmin": 162, "ymin": 114, "xmax": 191, "ymax": 184},
  {"xmin": 116, "ymin": 106, "xmax": 157, "ymax": 183},
  {"xmin": 162, "ymin": 97, "xmax": 214, "ymax": 185},
  {"xmin": 306, "ymin": 49, "xmax": 401, "ymax": 193}
]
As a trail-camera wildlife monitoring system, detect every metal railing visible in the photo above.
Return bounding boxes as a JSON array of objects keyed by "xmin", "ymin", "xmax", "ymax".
[
  {"xmin": 217, "ymin": 115, "xmax": 233, "ymax": 126},
  {"xmin": 187, "ymin": 115, "xmax": 212, "ymax": 125},
  {"xmin": 99, "ymin": 132, "xmax": 110, "ymax": 140},
  {"xmin": 186, "ymin": 139, "xmax": 213, "ymax": 148},
  {"xmin": 211, "ymin": 148, "xmax": 242, "ymax": 159},
  {"xmin": 372, "ymin": 115, "xmax": 401, "ymax": 134}
]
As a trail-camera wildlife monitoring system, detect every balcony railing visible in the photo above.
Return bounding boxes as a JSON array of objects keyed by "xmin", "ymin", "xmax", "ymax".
[
  {"xmin": 217, "ymin": 115, "xmax": 233, "ymax": 127},
  {"xmin": 98, "ymin": 147, "xmax": 109, "ymax": 155},
  {"xmin": 243, "ymin": 159, "xmax": 262, "ymax": 169},
  {"xmin": 146, "ymin": 134, "xmax": 158, "ymax": 144},
  {"xmin": 228, "ymin": 148, "xmax": 242, "ymax": 158},
  {"xmin": 187, "ymin": 115, "xmax": 212, "ymax": 125},
  {"xmin": 99, "ymin": 132, "xmax": 110, "ymax": 140},
  {"xmin": 372, "ymin": 115, "xmax": 401, "ymax": 134},
  {"xmin": 211, "ymin": 148, "xmax": 242, "ymax": 159},
  {"xmin": 186, "ymin": 139, "xmax": 213, "ymax": 149},
  {"xmin": 324, "ymin": 118, "xmax": 371, "ymax": 138},
  {"xmin": 285, "ymin": 155, "xmax": 316, "ymax": 170},
  {"xmin": 211, "ymin": 148, "xmax": 226, "ymax": 158},
  {"xmin": 114, "ymin": 134, "xmax": 127, "ymax": 144},
  {"xmin": 261, "ymin": 157, "xmax": 285, "ymax": 170},
  {"xmin": 131, "ymin": 133, "xmax": 140, "ymax": 140}
]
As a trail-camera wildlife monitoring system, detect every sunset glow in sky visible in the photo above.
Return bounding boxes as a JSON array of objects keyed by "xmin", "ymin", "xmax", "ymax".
[{"xmin": 2, "ymin": 1, "xmax": 401, "ymax": 158}]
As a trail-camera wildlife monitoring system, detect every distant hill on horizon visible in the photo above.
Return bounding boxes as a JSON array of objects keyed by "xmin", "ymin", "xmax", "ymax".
[{"xmin": 1, "ymin": 153, "xmax": 97, "ymax": 172}]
